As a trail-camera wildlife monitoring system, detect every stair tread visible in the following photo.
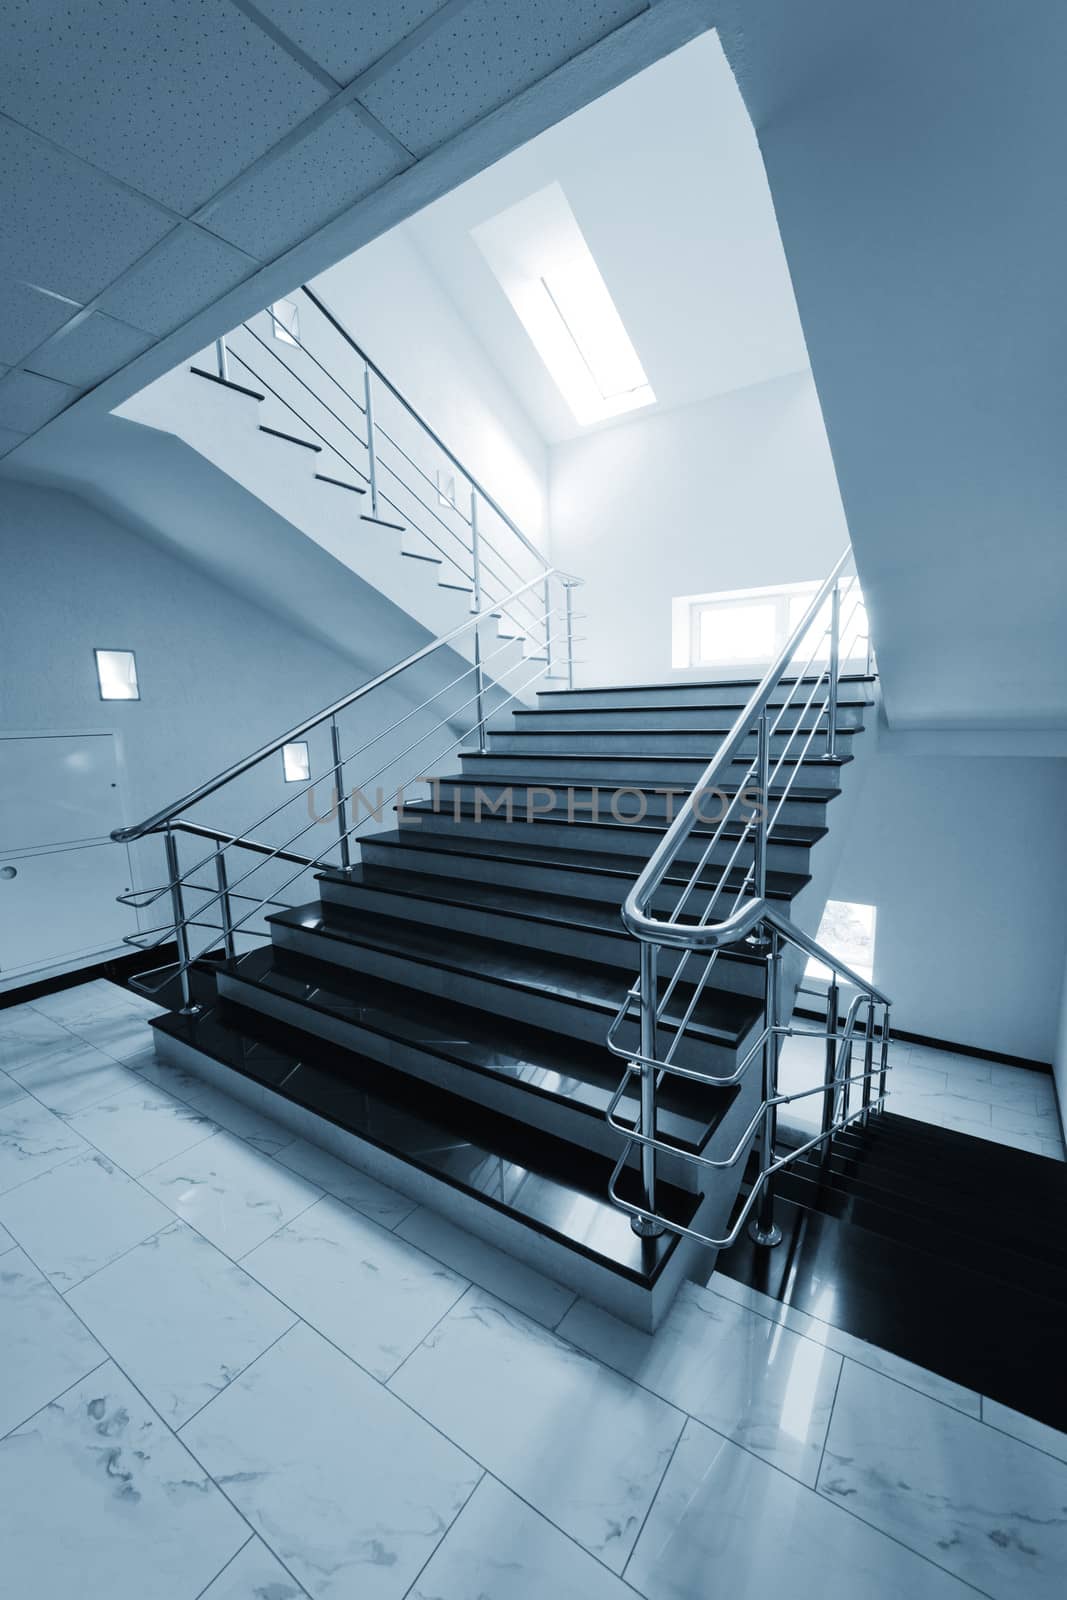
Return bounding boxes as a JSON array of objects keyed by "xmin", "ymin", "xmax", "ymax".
[
  {"xmin": 539, "ymin": 674, "xmax": 876, "ymax": 694},
  {"xmin": 459, "ymin": 751, "xmax": 849, "ymax": 781},
  {"xmin": 190, "ymin": 367, "xmax": 264, "ymax": 401},
  {"xmin": 502, "ymin": 724, "xmax": 858, "ymax": 738},
  {"xmin": 362, "ymin": 823, "xmax": 819, "ymax": 880},
  {"xmin": 528, "ymin": 699, "xmax": 870, "ymax": 715},
  {"xmin": 259, "ymin": 424, "xmax": 321, "ymax": 451},
  {"xmin": 225, "ymin": 944, "xmax": 737, "ymax": 1153},
  {"xmin": 447, "ymin": 769, "xmax": 839, "ymax": 804},
  {"xmin": 153, "ymin": 1001, "xmax": 697, "ymax": 1287},
  {"xmin": 268, "ymin": 901, "xmax": 763, "ymax": 1048}
]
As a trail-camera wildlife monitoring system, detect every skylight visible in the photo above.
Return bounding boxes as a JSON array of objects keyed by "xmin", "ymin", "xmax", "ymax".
[{"xmin": 472, "ymin": 182, "xmax": 655, "ymax": 426}]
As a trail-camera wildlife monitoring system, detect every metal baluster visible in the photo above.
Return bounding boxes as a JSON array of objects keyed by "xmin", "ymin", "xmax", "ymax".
[
  {"xmin": 215, "ymin": 337, "xmax": 229, "ymax": 382},
  {"xmin": 823, "ymin": 580, "xmax": 840, "ymax": 759},
  {"xmin": 631, "ymin": 941, "xmax": 665, "ymax": 1236},
  {"xmin": 470, "ymin": 492, "xmax": 487, "ymax": 754},
  {"xmin": 543, "ymin": 574, "xmax": 553, "ymax": 674},
  {"xmin": 330, "ymin": 717, "xmax": 351, "ymax": 872},
  {"xmin": 878, "ymin": 1004, "xmax": 891, "ymax": 1106},
  {"xmin": 565, "ymin": 583, "xmax": 575, "ymax": 690},
  {"xmin": 163, "ymin": 827, "xmax": 196, "ymax": 1013},
  {"xmin": 749, "ymin": 929, "xmax": 783, "ymax": 1246},
  {"xmin": 821, "ymin": 977, "xmax": 840, "ymax": 1146},
  {"xmin": 363, "ymin": 363, "xmax": 379, "ymax": 518},
  {"xmin": 752, "ymin": 710, "xmax": 770, "ymax": 902},
  {"xmin": 861, "ymin": 995, "xmax": 875, "ymax": 1122},
  {"xmin": 215, "ymin": 851, "xmax": 236, "ymax": 960}
]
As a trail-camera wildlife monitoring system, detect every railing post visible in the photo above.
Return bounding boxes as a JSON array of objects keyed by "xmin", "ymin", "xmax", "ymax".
[
  {"xmin": 821, "ymin": 976, "xmax": 840, "ymax": 1145},
  {"xmin": 215, "ymin": 337, "xmax": 229, "ymax": 383},
  {"xmin": 543, "ymin": 573, "xmax": 553, "ymax": 675},
  {"xmin": 752, "ymin": 710, "xmax": 770, "ymax": 902},
  {"xmin": 861, "ymin": 995, "xmax": 875, "ymax": 1122},
  {"xmin": 363, "ymin": 363, "xmax": 379, "ymax": 517},
  {"xmin": 878, "ymin": 1004, "xmax": 891, "ymax": 1106},
  {"xmin": 748, "ymin": 929, "xmax": 783, "ymax": 1247},
  {"xmin": 330, "ymin": 717, "xmax": 352, "ymax": 872},
  {"xmin": 823, "ymin": 580, "xmax": 841, "ymax": 760},
  {"xmin": 215, "ymin": 851, "xmax": 236, "ymax": 961},
  {"xmin": 470, "ymin": 492, "xmax": 487, "ymax": 754},
  {"xmin": 163, "ymin": 827, "xmax": 196, "ymax": 1013},
  {"xmin": 631, "ymin": 941, "xmax": 665, "ymax": 1237},
  {"xmin": 565, "ymin": 583, "xmax": 575, "ymax": 690}
]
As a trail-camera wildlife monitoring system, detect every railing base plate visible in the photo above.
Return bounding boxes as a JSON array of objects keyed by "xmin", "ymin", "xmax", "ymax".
[
  {"xmin": 747, "ymin": 1218, "xmax": 783, "ymax": 1247},
  {"xmin": 630, "ymin": 1213, "xmax": 667, "ymax": 1239}
]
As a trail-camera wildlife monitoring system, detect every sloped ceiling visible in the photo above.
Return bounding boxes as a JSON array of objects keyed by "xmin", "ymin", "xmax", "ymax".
[
  {"xmin": 0, "ymin": 0, "xmax": 710, "ymax": 459},
  {"xmin": 715, "ymin": 0, "xmax": 1067, "ymax": 730}
]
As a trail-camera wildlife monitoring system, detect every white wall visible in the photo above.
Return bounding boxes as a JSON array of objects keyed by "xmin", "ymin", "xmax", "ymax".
[
  {"xmin": 550, "ymin": 369, "xmax": 849, "ymax": 685},
  {"xmin": 313, "ymin": 229, "xmax": 548, "ymax": 556},
  {"xmin": 825, "ymin": 727, "xmax": 1067, "ymax": 1065}
]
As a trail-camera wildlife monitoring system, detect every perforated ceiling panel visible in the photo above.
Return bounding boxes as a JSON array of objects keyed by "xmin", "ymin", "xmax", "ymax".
[
  {"xmin": 0, "ymin": 1, "xmax": 330, "ymax": 213},
  {"xmin": 252, "ymin": 0, "xmax": 449, "ymax": 86},
  {"xmin": 0, "ymin": 371, "xmax": 79, "ymax": 432},
  {"xmin": 28, "ymin": 313, "xmax": 155, "ymax": 389},
  {"xmin": 362, "ymin": 0, "xmax": 649, "ymax": 155},
  {"xmin": 0, "ymin": 282, "xmax": 78, "ymax": 368},
  {"xmin": 204, "ymin": 110, "xmax": 409, "ymax": 260},
  {"xmin": 98, "ymin": 227, "xmax": 260, "ymax": 339}
]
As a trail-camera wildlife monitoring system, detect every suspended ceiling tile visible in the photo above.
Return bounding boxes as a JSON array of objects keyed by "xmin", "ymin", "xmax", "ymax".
[
  {"xmin": 203, "ymin": 109, "xmax": 408, "ymax": 259},
  {"xmin": 0, "ymin": 281, "xmax": 82, "ymax": 366},
  {"xmin": 252, "ymin": 0, "xmax": 448, "ymax": 84},
  {"xmin": 0, "ymin": 425, "xmax": 30, "ymax": 457},
  {"xmin": 28, "ymin": 311, "xmax": 155, "ymax": 388},
  {"xmin": 98, "ymin": 226, "xmax": 259, "ymax": 337},
  {"xmin": 361, "ymin": 0, "xmax": 648, "ymax": 156},
  {"xmin": 0, "ymin": 370, "xmax": 79, "ymax": 431},
  {"xmin": 0, "ymin": 1, "xmax": 331, "ymax": 213},
  {"xmin": 0, "ymin": 121, "xmax": 173, "ymax": 304}
]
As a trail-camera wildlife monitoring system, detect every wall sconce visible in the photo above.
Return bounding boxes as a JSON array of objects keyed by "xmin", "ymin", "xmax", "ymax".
[
  {"xmin": 282, "ymin": 741, "xmax": 310, "ymax": 783},
  {"xmin": 94, "ymin": 648, "xmax": 140, "ymax": 701}
]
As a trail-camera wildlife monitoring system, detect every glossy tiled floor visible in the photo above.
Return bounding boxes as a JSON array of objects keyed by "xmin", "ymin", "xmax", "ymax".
[
  {"xmin": 2, "ymin": 978, "xmax": 1066, "ymax": 1600},
  {"xmin": 778, "ymin": 1022, "xmax": 1066, "ymax": 1161}
]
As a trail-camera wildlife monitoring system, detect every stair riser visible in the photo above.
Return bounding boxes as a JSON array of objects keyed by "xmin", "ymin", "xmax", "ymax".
[
  {"xmin": 394, "ymin": 809, "xmax": 812, "ymax": 875},
  {"xmin": 358, "ymin": 837, "xmax": 786, "ymax": 926},
  {"xmin": 537, "ymin": 683, "xmax": 874, "ymax": 711},
  {"xmin": 515, "ymin": 705, "xmax": 866, "ymax": 733},
  {"xmin": 271, "ymin": 919, "xmax": 746, "ymax": 1075},
  {"xmin": 436, "ymin": 779, "xmax": 831, "ymax": 829},
  {"xmin": 216, "ymin": 972, "xmax": 701, "ymax": 1189},
  {"xmin": 318, "ymin": 876, "xmax": 769, "ymax": 999},
  {"xmin": 458, "ymin": 753, "xmax": 845, "ymax": 791},
  {"xmin": 489, "ymin": 728, "xmax": 853, "ymax": 758}
]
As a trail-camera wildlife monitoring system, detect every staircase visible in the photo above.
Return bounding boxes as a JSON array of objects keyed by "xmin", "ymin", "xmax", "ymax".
[{"xmin": 718, "ymin": 1109, "xmax": 1067, "ymax": 1431}]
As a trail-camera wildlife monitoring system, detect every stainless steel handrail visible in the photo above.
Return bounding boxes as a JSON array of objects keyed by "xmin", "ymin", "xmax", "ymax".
[{"xmin": 113, "ymin": 570, "xmax": 572, "ymax": 843}]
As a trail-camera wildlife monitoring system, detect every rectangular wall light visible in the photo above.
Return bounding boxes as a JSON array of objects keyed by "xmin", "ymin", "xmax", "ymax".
[
  {"xmin": 94, "ymin": 648, "xmax": 139, "ymax": 701},
  {"xmin": 282, "ymin": 741, "xmax": 310, "ymax": 783},
  {"xmin": 270, "ymin": 299, "xmax": 300, "ymax": 346}
]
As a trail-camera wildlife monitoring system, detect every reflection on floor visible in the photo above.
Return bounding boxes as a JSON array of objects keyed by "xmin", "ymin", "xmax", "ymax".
[
  {"xmin": 1, "ymin": 979, "xmax": 1066, "ymax": 1599},
  {"xmin": 778, "ymin": 1020, "xmax": 1066, "ymax": 1161}
]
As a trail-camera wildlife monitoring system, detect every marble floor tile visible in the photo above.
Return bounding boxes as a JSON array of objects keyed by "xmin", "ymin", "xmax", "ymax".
[
  {"xmin": 988, "ymin": 1099, "xmax": 1061, "ymax": 1136},
  {"xmin": 200, "ymin": 1537, "xmax": 308, "ymax": 1599},
  {"xmin": 558, "ymin": 1280, "xmax": 841, "ymax": 1485},
  {"xmin": 0, "ymin": 1150, "xmax": 174, "ymax": 1290},
  {"xmin": 982, "ymin": 1397, "xmax": 1067, "ymax": 1467},
  {"xmin": 67, "ymin": 1221, "xmax": 296, "ymax": 1428},
  {"xmin": 183, "ymin": 1321, "xmax": 480, "ymax": 1600},
  {"xmin": 705, "ymin": 1273, "xmax": 981, "ymax": 1417},
  {"xmin": 274, "ymin": 1137, "xmax": 417, "ymax": 1228},
  {"xmin": 819, "ymin": 1362, "xmax": 1067, "ymax": 1599},
  {"xmin": 29, "ymin": 978, "xmax": 142, "ymax": 1025},
  {"xmin": 10, "ymin": 1041, "xmax": 140, "ymax": 1116},
  {"xmin": 395, "ymin": 1205, "xmax": 575, "ymax": 1328},
  {"xmin": 64, "ymin": 1081, "xmax": 221, "ymax": 1176},
  {"xmin": 243, "ymin": 1196, "xmax": 467, "ymax": 1380},
  {"xmin": 0, "ymin": 1067, "xmax": 25, "ymax": 1109},
  {"xmin": 889, "ymin": 1088, "xmax": 993, "ymax": 1123},
  {"xmin": 64, "ymin": 1007, "xmax": 158, "ymax": 1063},
  {"xmin": 140, "ymin": 1131, "xmax": 324, "ymax": 1258},
  {"xmin": 0, "ymin": 1248, "xmax": 106, "ymax": 1438},
  {"xmin": 0, "ymin": 1361, "xmax": 248, "ymax": 1600},
  {"xmin": 0, "ymin": 1219, "xmax": 14, "ymax": 1255},
  {"xmin": 0, "ymin": 1006, "xmax": 75, "ymax": 1071},
  {"xmin": 627, "ymin": 1417, "xmax": 977, "ymax": 1600},
  {"xmin": 0, "ymin": 1092, "xmax": 88, "ymax": 1193},
  {"xmin": 411, "ymin": 1475, "xmax": 634, "ymax": 1600},
  {"xmin": 171, "ymin": 1079, "xmax": 297, "ymax": 1156},
  {"xmin": 390, "ymin": 1287, "xmax": 684, "ymax": 1572}
]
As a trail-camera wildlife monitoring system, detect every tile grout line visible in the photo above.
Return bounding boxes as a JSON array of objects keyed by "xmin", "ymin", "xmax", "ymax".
[
  {"xmin": 814, "ymin": 1353, "xmax": 845, "ymax": 1488},
  {"xmin": 620, "ymin": 1415, "xmax": 688, "ymax": 1586},
  {"xmin": 397, "ymin": 1467, "xmax": 489, "ymax": 1600},
  {"xmin": 176, "ymin": 1316, "xmax": 301, "ymax": 1435}
]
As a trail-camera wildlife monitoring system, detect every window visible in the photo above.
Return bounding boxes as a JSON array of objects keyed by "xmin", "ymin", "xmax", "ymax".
[
  {"xmin": 282, "ymin": 741, "xmax": 310, "ymax": 783},
  {"xmin": 806, "ymin": 900, "xmax": 877, "ymax": 985},
  {"xmin": 94, "ymin": 648, "xmax": 139, "ymax": 701},
  {"xmin": 472, "ymin": 182, "xmax": 654, "ymax": 426},
  {"xmin": 672, "ymin": 580, "xmax": 868, "ymax": 671},
  {"xmin": 270, "ymin": 299, "xmax": 300, "ymax": 346}
]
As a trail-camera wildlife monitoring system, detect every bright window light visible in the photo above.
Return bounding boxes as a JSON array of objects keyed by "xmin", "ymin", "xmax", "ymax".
[
  {"xmin": 94, "ymin": 648, "xmax": 139, "ymax": 701},
  {"xmin": 472, "ymin": 182, "xmax": 654, "ymax": 427},
  {"xmin": 282, "ymin": 741, "xmax": 310, "ymax": 783},
  {"xmin": 806, "ymin": 900, "xmax": 877, "ymax": 985},
  {"xmin": 271, "ymin": 299, "xmax": 300, "ymax": 346},
  {"xmin": 672, "ymin": 580, "xmax": 868, "ymax": 671}
]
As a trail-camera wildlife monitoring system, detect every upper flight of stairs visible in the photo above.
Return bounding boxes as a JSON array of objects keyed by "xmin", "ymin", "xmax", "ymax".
[
  {"xmin": 150, "ymin": 672, "xmax": 876, "ymax": 1330},
  {"xmin": 719, "ymin": 1109, "xmax": 1067, "ymax": 1431}
]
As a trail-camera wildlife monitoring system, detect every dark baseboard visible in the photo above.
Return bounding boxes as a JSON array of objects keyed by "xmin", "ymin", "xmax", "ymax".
[
  {"xmin": 795, "ymin": 1006, "xmax": 1052, "ymax": 1075},
  {"xmin": 0, "ymin": 944, "xmax": 181, "ymax": 1011}
]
